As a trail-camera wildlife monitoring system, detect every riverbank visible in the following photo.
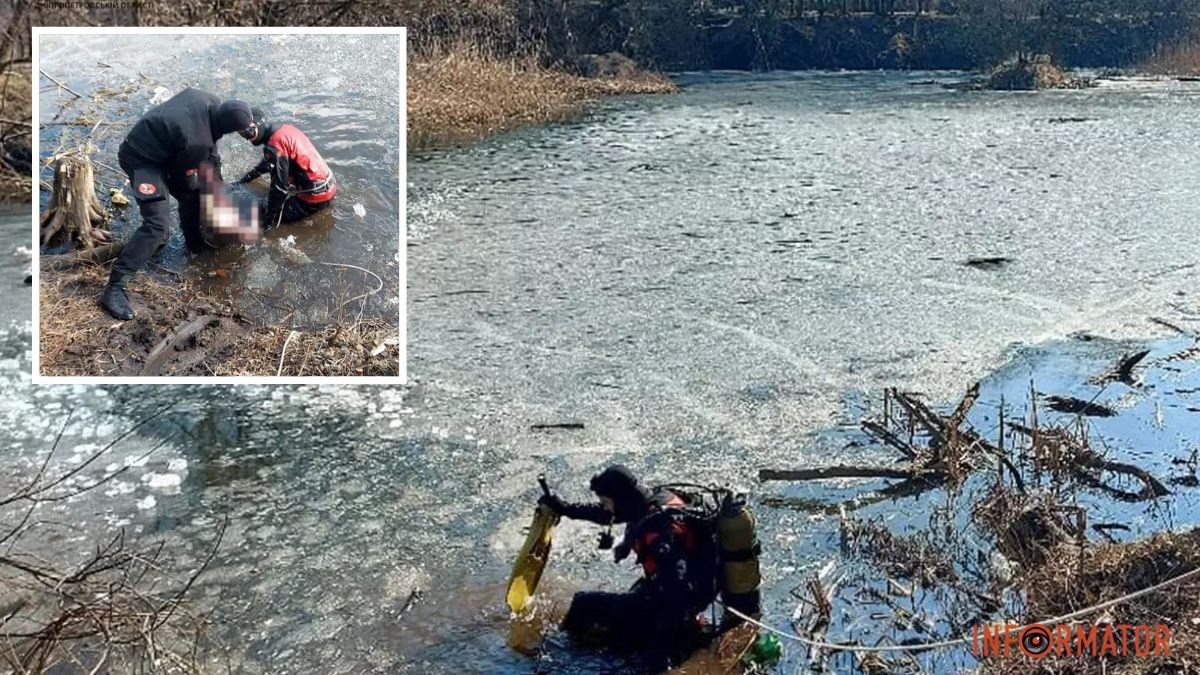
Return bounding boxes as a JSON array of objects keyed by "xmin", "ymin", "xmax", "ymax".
[
  {"xmin": 39, "ymin": 264, "xmax": 399, "ymax": 376},
  {"xmin": 408, "ymin": 48, "xmax": 677, "ymax": 150}
]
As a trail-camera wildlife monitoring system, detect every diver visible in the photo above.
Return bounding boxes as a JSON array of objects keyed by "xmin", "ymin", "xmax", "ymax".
[
  {"xmin": 100, "ymin": 88, "xmax": 254, "ymax": 320},
  {"xmin": 538, "ymin": 465, "xmax": 762, "ymax": 670},
  {"xmin": 233, "ymin": 107, "xmax": 336, "ymax": 229}
]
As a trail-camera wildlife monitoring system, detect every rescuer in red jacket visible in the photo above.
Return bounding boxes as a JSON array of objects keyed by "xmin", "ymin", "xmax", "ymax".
[{"xmin": 234, "ymin": 107, "xmax": 336, "ymax": 228}]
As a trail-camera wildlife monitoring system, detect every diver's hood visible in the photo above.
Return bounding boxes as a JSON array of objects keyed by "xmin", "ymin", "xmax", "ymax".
[
  {"xmin": 211, "ymin": 99, "xmax": 253, "ymax": 137},
  {"xmin": 590, "ymin": 465, "xmax": 650, "ymax": 523}
]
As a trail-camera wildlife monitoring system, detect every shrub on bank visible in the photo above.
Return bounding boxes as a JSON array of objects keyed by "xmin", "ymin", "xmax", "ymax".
[
  {"xmin": 408, "ymin": 45, "xmax": 675, "ymax": 150},
  {"xmin": 0, "ymin": 67, "xmax": 31, "ymax": 202}
]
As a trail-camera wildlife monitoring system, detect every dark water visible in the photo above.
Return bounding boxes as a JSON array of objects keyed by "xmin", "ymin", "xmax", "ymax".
[
  {"xmin": 37, "ymin": 34, "xmax": 402, "ymax": 327},
  {"xmin": 0, "ymin": 206, "xmax": 32, "ymax": 323},
  {"xmin": 5, "ymin": 72, "xmax": 1200, "ymax": 673}
]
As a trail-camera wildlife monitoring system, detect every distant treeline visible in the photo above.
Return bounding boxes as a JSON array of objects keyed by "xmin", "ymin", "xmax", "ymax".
[
  {"xmin": 10, "ymin": 0, "xmax": 1200, "ymax": 71},
  {"xmin": 549, "ymin": 0, "xmax": 1200, "ymax": 70}
]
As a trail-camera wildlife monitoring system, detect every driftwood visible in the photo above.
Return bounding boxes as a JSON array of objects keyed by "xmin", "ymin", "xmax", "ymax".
[
  {"xmin": 1089, "ymin": 349, "xmax": 1151, "ymax": 386},
  {"xmin": 1072, "ymin": 455, "xmax": 1171, "ymax": 501},
  {"xmin": 1149, "ymin": 317, "xmax": 1191, "ymax": 335},
  {"xmin": 760, "ymin": 466, "xmax": 932, "ymax": 482},
  {"xmin": 889, "ymin": 389, "xmax": 948, "ymax": 450},
  {"xmin": 860, "ymin": 420, "xmax": 917, "ymax": 460},
  {"xmin": 40, "ymin": 150, "xmax": 112, "ymax": 249},
  {"xmin": 529, "ymin": 422, "xmax": 585, "ymax": 430},
  {"xmin": 1043, "ymin": 394, "xmax": 1117, "ymax": 417},
  {"xmin": 41, "ymin": 241, "xmax": 123, "ymax": 270},
  {"xmin": 141, "ymin": 315, "xmax": 234, "ymax": 376},
  {"xmin": 762, "ymin": 473, "xmax": 948, "ymax": 516},
  {"xmin": 760, "ymin": 386, "xmax": 982, "ymax": 510},
  {"xmin": 761, "ymin": 383, "xmax": 1024, "ymax": 519},
  {"xmin": 1009, "ymin": 422, "xmax": 1170, "ymax": 500}
]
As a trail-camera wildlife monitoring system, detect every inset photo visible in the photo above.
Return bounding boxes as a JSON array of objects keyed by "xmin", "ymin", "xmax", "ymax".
[{"xmin": 32, "ymin": 27, "xmax": 405, "ymax": 382}]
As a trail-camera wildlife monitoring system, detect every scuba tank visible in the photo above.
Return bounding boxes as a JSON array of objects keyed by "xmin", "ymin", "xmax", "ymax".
[
  {"xmin": 715, "ymin": 492, "xmax": 762, "ymax": 626},
  {"xmin": 655, "ymin": 484, "xmax": 763, "ymax": 626}
]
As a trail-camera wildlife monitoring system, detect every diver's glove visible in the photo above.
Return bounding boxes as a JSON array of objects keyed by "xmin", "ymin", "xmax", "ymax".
[
  {"xmin": 613, "ymin": 541, "xmax": 632, "ymax": 563},
  {"xmin": 537, "ymin": 492, "xmax": 566, "ymax": 515},
  {"xmin": 234, "ymin": 170, "xmax": 262, "ymax": 185}
]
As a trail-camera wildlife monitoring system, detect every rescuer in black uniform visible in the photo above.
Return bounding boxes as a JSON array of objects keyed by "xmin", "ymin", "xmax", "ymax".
[
  {"xmin": 100, "ymin": 88, "xmax": 253, "ymax": 321},
  {"xmin": 539, "ymin": 465, "xmax": 721, "ymax": 670},
  {"xmin": 234, "ymin": 107, "xmax": 336, "ymax": 228}
]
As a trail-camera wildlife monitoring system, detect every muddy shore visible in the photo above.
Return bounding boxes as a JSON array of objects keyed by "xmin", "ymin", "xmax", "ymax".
[{"xmin": 39, "ymin": 264, "xmax": 399, "ymax": 377}]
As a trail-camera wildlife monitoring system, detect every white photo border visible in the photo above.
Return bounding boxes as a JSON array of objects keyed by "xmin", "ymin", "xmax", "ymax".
[{"xmin": 30, "ymin": 25, "xmax": 407, "ymax": 385}]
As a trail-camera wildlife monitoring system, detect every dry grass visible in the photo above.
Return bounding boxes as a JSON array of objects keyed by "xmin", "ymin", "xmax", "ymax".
[
  {"xmin": 0, "ymin": 67, "xmax": 32, "ymax": 203},
  {"xmin": 408, "ymin": 44, "xmax": 677, "ymax": 149},
  {"xmin": 1139, "ymin": 39, "xmax": 1200, "ymax": 75},
  {"xmin": 840, "ymin": 517, "xmax": 958, "ymax": 588},
  {"xmin": 216, "ymin": 319, "xmax": 400, "ymax": 377},
  {"xmin": 39, "ymin": 264, "xmax": 196, "ymax": 376},
  {"xmin": 39, "ymin": 264, "xmax": 399, "ymax": 377},
  {"xmin": 984, "ymin": 529, "xmax": 1200, "ymax": 675}
]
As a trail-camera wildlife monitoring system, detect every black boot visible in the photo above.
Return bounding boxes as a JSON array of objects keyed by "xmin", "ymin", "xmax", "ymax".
[{"xmin": 100, "ymin": 274, "xmax": 134, "ymax": 320}]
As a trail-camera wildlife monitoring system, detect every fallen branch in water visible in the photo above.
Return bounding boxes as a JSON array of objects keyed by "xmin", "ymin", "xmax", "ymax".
[
  {"xmin": 1090, "ymin": 349, "xmax": 1151, "ymax": 386},
  {"xmin": 1009, "ymin": 421, "xmax": 1170, "ymax": 500},
  {"xmin": 1073, "ymin": 454, "xmax": 1171, "ymax": 501},
  {"xmin": 860, "ymin": 420, "xmax": 917, "ymax": 460},
  {"xmin": 38, "ymin": 69, "xmax": 83, "ymax": 99},
  {"xmin": 760, "ymin": 466, "xmax": 935, "ymax": 482},
  {"xmin": 1043, "ymin": 394, "xmax": 1116, "ymax": 417},
  {"xmin": 761, "ymin": 473, "xmax": 948, "ymax": 516},
  {"xmin": 888, "ymin": 389, "xmax": 949, "ymax": 452},
  {"xmin": 1149, "ymin": 316, "xmax": 1191, "ymax": 335},
  {"xmin": 530, "ymin": 422, "xmax": 585, "ymax": 431}
]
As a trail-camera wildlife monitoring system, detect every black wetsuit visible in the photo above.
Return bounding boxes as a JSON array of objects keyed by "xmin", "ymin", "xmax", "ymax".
[
  {"xmin": 112, "ymin": 88, "xmax": 227, "ymax": 279},
  {"xmin": 555, "ymin": 489, "xmax": 719, "ymax": 669}
]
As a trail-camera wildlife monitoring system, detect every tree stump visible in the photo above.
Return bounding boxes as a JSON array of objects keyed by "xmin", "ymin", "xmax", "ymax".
[{"xmin": 39, "ymin": 150, "xmax": 112, "ymax": 250}]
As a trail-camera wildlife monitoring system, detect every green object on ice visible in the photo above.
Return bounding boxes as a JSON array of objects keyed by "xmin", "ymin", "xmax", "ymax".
[{"xmin": 744, "ymin": 633, "xmax": 783, "ymax": 665}]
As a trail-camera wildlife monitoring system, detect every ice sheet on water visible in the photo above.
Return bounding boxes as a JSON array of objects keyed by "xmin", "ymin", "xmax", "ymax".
[
  {"xmin": 245, "ymin": 254, "xmax": 280, "ymax": 289},
  {"xmin": 149, "ymin": 86, "xmax": 171, "ymax": 105},
  {"xmin": 104, "ymin": 480, "xmax": 136, "ymax": 497},
  {"xmin": 142, "ymin": 472, "xmax": 183, "ymax": 490}
]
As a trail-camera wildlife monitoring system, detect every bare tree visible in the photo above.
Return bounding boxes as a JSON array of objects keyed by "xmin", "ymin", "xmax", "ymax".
[{"xmin": 0, "ymin": 405, "xmax": 225, "ymax": 675}]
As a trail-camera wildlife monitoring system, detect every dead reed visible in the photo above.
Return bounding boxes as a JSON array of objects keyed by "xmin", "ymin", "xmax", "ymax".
[
  {"xmin": 1139, "ymin": 37, "xmax": 1200, "ymax": 75},
  {"xmin": 408, "ymin": 43, "xmax": 675, "ymax": 149}
]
